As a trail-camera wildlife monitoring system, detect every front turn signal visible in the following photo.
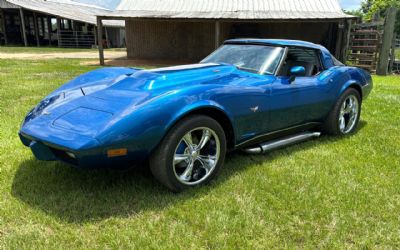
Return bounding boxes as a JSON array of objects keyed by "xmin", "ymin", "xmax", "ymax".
[{"xmin": 107, "ymin": 148, "xmax": 128, "ymax": 158}]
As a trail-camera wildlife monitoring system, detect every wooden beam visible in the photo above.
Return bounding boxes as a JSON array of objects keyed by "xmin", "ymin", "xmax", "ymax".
[
  {"xmin": 341, "ymin": 19, "xmax": 352, "ymax": 62},
  {"xmin": 97, "ymin": 16, "xmax": 104, "ymax": 65},
  {"xmin": 56, "ymin": 17, "xmax": 61, "ymax": 47},
  {"xmin": 377, "ymin": 7, "xmax": 398, "ymax": 75},
  {"xmin": 389, "ymin": 32, "xmax": 396, "ymax": 74},
  {"xmin": 1, "ymin": 9, "xmax": 7, "ymax": 45},
  {"xmin": 215, "ymin": 21, "xmax": 220, "ymax": 49},
  {"xmin": 47, "ymin": 16, "xmax": 52, "ymax": 45},
  {"xmin": 73, "ymin": 21, "xmax": 78, "ymax": 48},
  {"xmin": 94, "ymin": 26, "xmax": 97, "ymax": 47},
  {"xmin": 19, "ymin": 8, "xmax": 28, "ymax": 46},
  {"xmin": 326, "ymin": 23, "xmax": 334, "ymax": 53},
  {"xmin": 33, "ymin": 12, "xmax": 40, "ymax": 47},
  {"xmin": 98, "ymin": 15, "xmax": 356, "ymax": 23},
  {"xmin": 105, "ymin": 26, "xmax": 110, "ymax": 48},
  {"xmin": 40, "ymin": 15, "xmax": 45, "ymax": 45},
  {"xmin": 335, "ymin": 21, "xmax": 344, "ymax": 59}
]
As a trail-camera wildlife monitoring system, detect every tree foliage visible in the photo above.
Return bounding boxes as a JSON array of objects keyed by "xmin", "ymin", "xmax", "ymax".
[{"xmin": 360, "ymin": 0, "xmax": 400, "ymax": 34}]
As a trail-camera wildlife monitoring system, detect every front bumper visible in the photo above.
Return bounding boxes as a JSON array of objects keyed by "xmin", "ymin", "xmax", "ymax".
[
  {"xmin": 19, "ymin": 131, "xmax": 97, "ymax": 167},
  {"xmin": 19, "ymin": 131, "xmax": 147, "ymax": 169}
]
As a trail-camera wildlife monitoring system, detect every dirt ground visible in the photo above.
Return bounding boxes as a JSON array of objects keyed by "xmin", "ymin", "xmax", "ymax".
[{"xmin": 0, "ymin": 50, "xmax": 194, "ymax": 67}]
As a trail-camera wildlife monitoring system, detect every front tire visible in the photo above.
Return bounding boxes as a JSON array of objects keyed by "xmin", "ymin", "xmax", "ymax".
[
  {"xmin": 150, "ymin": 115, "xmax": 226, "ymax": 192},
  {"xmin": 322, "ymin": 88, "xmax": 361, "ymax": 135}
]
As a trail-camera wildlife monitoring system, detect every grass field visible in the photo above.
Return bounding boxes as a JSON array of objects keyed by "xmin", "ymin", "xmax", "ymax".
[{"xmin": 0, "ymin": 58, "xmax": 400, "ymax": 249}]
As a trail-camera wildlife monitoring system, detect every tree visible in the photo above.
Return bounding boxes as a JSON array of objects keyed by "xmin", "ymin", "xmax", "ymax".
[
  {"xmin": 344, "ymin": 9, "xmax": 364, "ymax": 18},
  {"xmin": 360, "ymin": 0, "xmax": 399, "ymax": 34}
]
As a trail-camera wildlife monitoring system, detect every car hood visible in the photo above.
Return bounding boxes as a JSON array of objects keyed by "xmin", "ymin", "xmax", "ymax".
[{"xmin": 21, "ymin": 63, "xmax": 244, "ymax": 142}]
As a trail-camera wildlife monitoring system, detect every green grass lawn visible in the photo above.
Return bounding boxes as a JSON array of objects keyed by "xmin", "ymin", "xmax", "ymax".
[{"xmin": 0, "ymin": 58, "xmax": 400, "ymax": 249}]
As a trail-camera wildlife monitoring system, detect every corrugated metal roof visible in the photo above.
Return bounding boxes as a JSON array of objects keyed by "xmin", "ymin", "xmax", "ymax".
[
  {"xmin": 4, "ymin": 0, "xmax": 124, "ymax": 26},
  {"xmin": 103, "ymin": 0, "xmax": 352, "ymax": 20},
  {"xmin": 0, "ymin": 0, "xmax": 18, "ymax": 8}
]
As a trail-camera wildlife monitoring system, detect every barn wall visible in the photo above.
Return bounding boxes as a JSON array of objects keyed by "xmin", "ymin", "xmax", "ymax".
[
  {"xmin": 126, "ymin": 19, "xmax": 339, "ymax": 60},
  {"xmin": 219, "ymin": 22, "xmax": 335, "ymax": 51},
  {"xmin": 126, "ymin": 20, "xmax": 214, "ymax": 60}
]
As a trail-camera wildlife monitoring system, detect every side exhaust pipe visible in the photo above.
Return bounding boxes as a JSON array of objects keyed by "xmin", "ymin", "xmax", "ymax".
[{"xmin": 243, "ymin": 131, "xmax": 321, "ymax": 154}]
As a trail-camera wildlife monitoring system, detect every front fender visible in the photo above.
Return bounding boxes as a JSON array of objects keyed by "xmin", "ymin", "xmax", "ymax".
[
  {"xmin": 95, "ymin": 89, "xmax": 235, "ymax": 156},
  {"xmin": 166, "ymin": 100, "xmax": 235, "ymax": 132}
]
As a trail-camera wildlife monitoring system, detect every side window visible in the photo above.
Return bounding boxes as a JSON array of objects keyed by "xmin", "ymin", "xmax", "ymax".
[{"xmin": 278, "ymin": 47, "xmax": 323, "ymax": 77}]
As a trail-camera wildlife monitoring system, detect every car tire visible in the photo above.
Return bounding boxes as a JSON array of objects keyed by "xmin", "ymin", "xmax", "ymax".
[
  {"xmin": 322, "ymin": 88, "xmax": 362, "ymax": 135},
  {"xmin": 149, "ymin": 115, "xmax": 226, "ymax": 192}
]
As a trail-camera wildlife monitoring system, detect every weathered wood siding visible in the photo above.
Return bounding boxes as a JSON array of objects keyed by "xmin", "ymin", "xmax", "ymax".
[
  {"xmin": 126, "ymin": 20, "xmax": 215, "ymax": 60},
  {"xmin": 126, "ymin": 20, "xmax": 336, "ymax": 60}
]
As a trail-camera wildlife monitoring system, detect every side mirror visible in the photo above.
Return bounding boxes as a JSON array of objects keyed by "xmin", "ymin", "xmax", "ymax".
[{"xmin": 289, "ymin": 66, "xmax": 306, "ymax": 83}]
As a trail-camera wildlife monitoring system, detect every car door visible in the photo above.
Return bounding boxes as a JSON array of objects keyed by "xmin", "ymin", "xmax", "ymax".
[{"xmin": 268, "ymin": 47, "xmax": 332, "ymax": 132}]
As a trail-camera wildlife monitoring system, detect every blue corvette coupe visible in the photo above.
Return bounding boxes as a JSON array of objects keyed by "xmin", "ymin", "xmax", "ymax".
[{"xmin": 20, "ymin": 39, "xmax": 372, "ymax": 191}]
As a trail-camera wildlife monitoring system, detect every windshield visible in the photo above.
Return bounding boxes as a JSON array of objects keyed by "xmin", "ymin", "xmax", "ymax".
[{"xmin": 201, "ymin": 44, "xmax": 284, "ymax": 75}]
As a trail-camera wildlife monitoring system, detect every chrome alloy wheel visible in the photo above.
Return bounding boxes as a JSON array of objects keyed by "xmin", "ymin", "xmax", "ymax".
[
  {"xmin": 173, "ymin": 127, "xmax": 220, "ymax": 185},
  {"xmin": 339, "ymin": 95, "xmax": 359, "ymax": 134}
]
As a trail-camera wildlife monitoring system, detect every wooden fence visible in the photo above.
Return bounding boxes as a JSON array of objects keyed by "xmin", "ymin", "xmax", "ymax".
[{"xmin": 347, "ymin": 7, "xmax": 398, "ymax": 75}]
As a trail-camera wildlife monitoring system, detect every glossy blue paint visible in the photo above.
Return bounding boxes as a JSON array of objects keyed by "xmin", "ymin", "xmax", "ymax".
[
  {"xmin": 19, "ymin": 39, "xmax": 373, "ymax": 168},
  {"xmin": 290, "ymin": 66, "xmax": 306, "ymax": 76}
]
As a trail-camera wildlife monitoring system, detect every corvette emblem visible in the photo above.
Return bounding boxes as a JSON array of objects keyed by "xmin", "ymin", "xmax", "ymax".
[{"xmin": 250, "ymin": 106, "xmax": 259, "ymax": 112}]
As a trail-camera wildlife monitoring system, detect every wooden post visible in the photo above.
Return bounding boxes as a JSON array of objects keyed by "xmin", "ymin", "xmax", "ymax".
[
  {"xmin": 97, "ymin": 16, "xmax": 104, "ymax": 65},
  {"xmin": 389, "ymin": 32, "xmax": 396, "ymax": 74},
  {"xmin": 33, "ymin": 12, "xmax": 40, "ymax": 47},
  {"xmin": 56, "ymin": 17, "xmax": 61, "ymax": 47},
  {"xmin": 94, "ymin": 26, "xmax": 97, "ymax": 47},
  {"xmin": 215, "ymin": 21, "xmax": 220, "ymax": 49},
  {"xmin": 340, "ymin": 19, "xmax": 352, "ymax": 62},
  {"xmin": 40, "ymin": 15, "xmax": 45, "ymax": 45},
  {"xmin": 19, "ymin": 8, "xmax": 28, "ymax": 46},
  {"xmin": 335, "ymin": 21, "xmax": 344, "ymax": 59},
  {"xmin": 105, "ymin": 26, "xmax": 110, "ymax": 48},
  {"xmin": 73, "ymin": 21, "xmax": 78, "ymax": 48},
  {"xmin": 47, "ymin": 16, "xmax": 52, "ymax": 45},
  {"xmin": 326, "ymin": 23, "xmax": 334, "ymax": 53},
  {"xmin": 1, "ymin": 9, "xmax": 7, "ymax": 45},
  {"xmin": 377, "ymin": 7, "xmax": 398, "ymax": 75}
]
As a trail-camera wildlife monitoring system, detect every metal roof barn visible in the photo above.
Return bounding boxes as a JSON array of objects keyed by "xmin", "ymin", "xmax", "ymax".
[
  {"xmin": 0, "ymin": 0, "xmax": 125, "ymax": 48},
  {"xmin": 106, "ymin": 0, "xmax": 352, "ymax": 20},
  {"xmin": 96, "ymin": 0, "xmax": 355, "ymax": 65},
  {"xmin": 6, "ymin": 0, "xmax": 123, "ymax": 26}
]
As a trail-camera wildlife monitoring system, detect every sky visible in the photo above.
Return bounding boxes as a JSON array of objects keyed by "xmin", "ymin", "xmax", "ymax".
[
  {"xmin": 72, "ymin": 0, "xmax": 363, "ymax": 11},
  {"xmin": 339, "ymin": 0, "xmax": 362, "ymax": 10},
  {"xmin": 71, "ymin": 0, "xmax": 120, "ymax": 9}
]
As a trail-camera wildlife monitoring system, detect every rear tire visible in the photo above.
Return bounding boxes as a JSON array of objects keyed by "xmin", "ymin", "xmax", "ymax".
[
  {"xmin": 322, "ymin": 88, "xmax": 361, "ymax": 135},
  {"xmin": 149, "ymin": 115, "xmax": 226, "ymax": 192}
]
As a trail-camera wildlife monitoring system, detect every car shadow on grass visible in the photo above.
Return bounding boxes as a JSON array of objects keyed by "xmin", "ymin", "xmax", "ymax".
[{"xmin": 11, "ymin": 121, "xmax": 367, "ymax": 224}]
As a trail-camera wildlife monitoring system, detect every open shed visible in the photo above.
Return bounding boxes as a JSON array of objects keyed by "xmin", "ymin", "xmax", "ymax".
[
  {"xmin": 97, "ymin": 0, "xmax": 355, "ymax": 64},
  {"xmin": 0, "ymin": 0, "xmax": 125, "ymax": 48}
]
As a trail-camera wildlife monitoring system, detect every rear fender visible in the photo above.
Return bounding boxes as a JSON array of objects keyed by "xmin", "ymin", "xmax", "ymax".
[{"xmin": 339, "ymin": 80, "xmax": 363, "ymax": 99}]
